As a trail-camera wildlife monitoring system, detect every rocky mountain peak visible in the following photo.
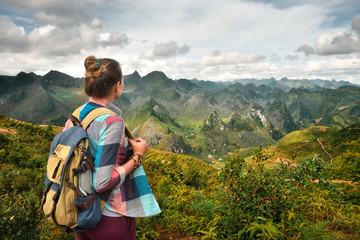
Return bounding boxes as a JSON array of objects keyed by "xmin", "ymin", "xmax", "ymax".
[
  {"xmin": 132, "ymin": 70, "xmax": 141, "ymax": 77},
  {"xmin": 248, "ymin": 104, "xmax": 269, "ymax": 128},
  {"xmin": 13, "ymin": 72, "xmax": 36, "ymax": 86},
  {"xmin": 141, "ymin": 71, "xmax": 174, "ymax": 88},
  {"xmin": 143, "ymin": 71, "xmax": 168, "ymax": 81},
  {"xmin": 205, "ymin": 109, "xmax": 226, "ymax": 131},
  {"xmin": 40, "ymin": 70, "xmax": 78, "ymax": 88},
  {"xmin": 124, "ymin": 70, "xmax": 142, "ymax": 85},
  {"xmin": 268, "ymin": 100, "xmax": 297, "ymax": 133}
]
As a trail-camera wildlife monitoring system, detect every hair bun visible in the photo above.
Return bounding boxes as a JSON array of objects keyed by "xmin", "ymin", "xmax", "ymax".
[
  {"xmin": 84, "ymin": 55, "xmax": 105, "ymax": 78},
  {"xmin": 84, "ymin": 56, "xmax": 122, "ymax": 98}
]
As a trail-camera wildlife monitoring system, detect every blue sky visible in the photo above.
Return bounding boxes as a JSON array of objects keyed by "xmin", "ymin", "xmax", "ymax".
[{"xmin": 0, "ymin": 0, "xmax": 360, "ymax": 83}]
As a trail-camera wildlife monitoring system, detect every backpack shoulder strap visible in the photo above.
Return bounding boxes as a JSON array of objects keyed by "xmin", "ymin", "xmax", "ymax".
[
  {"xmin": 81, "ymin": 107, "xmax": 115, "ymax": 130},
  {"xmin": 72, "ymin": 106, "xmax": 134, "ymax": 139},
  {"xmin": 72, "ymin": 106, "xmax": 82, "ymax": 120}
]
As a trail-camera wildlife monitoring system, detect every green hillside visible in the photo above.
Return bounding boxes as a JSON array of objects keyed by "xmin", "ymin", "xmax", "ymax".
[
  {"xmin": 1, "ymin": 70, "xmax": 360, "ymax": 162},
  {"xmin": 1, "ymin": 116, "xmax": 360, "ymax": 239},
  {"xmin": 267, "ymin": 123, "xmax": 360, "ymax": 182},
  {"xmin": 0, "ymin": 115, "xmax": 217, "ymax": 239},
  {"xmin": 277, "ymin": 126, "xmax": 333, "ymax": 146}
]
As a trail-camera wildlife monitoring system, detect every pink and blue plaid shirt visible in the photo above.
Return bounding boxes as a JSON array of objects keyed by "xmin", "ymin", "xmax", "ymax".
[{"xmin": 64, "ymin": 100, "xmax": 161, "ymax": 217}]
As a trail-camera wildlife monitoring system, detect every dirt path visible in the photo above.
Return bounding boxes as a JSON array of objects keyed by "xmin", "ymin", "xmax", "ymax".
[
  {"xmin": 313, "ymin": 179, "xmax": 354, "ymax": 184},
  {"xmin": 0, "ymin": 128, "xmax": 16, "ymax": 134}
]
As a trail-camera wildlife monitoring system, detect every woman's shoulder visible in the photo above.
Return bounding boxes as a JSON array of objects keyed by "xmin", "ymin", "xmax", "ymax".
[
  {"xmin": 89, "ymin": 114, "xmax": 125, "ymax": 137},
  {"xmin": 93, "ymin": 112, "xmax": 123, "ymax": 123},
  {"xmin": 96, "ymin": 113, "xmax": 125, "ymax": 130},
  {"xmin": 103, "ymin": 113, "xmax": 124, "ymax": 124}
]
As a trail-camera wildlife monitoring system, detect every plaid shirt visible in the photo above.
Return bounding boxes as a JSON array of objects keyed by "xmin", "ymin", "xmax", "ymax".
[{"xmin": 64, "ymin": 100, "xmax": 161, "ymax": 217}]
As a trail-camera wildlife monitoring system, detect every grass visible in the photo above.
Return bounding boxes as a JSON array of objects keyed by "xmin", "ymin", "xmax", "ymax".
[
  {"xmin": 51, "ymin": 87, "xmax": 83, "ymax": 102},
  {"xmin": 278, "ymin": 126, "xmax": 333, "ymax": 146},
  {"xmin": 174, "ymin": 114, "xmax": 204, "ymax": 132}
]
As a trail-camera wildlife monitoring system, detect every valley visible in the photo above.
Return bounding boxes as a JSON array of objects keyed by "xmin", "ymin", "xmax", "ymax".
[{"xmin": 1, "ymin": 70, "xmax": 360, "ymax": 162}]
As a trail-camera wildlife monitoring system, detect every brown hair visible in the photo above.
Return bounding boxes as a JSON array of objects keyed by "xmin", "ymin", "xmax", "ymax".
[{"xmin": 84, "ymin": 55, "xmax": 123, "ymax": 98}]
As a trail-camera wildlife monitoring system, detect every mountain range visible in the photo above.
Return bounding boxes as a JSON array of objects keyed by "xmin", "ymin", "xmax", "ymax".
[{"xmin": 1, "ymin": 70, "xmax": 359, "ymax": 161}]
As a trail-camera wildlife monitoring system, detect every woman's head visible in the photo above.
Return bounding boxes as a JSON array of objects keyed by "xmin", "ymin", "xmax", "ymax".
[{"xmin": 84, "ymin": 55, "xmax": 123, "ymax": 98}]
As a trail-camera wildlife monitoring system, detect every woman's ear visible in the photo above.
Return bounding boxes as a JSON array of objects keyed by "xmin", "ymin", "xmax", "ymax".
[
  {"xmin": 114, "ymin": 81, "xmax": 123, "ymax": 99},
  {"xmin": 115, "ymin": 81, "xmax": 120, "ymax": 89}
]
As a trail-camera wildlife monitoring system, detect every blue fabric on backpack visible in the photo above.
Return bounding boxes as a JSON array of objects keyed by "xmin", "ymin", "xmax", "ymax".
[
  {"xmin": 73, "ymin": 195, "xmax": 101, "ymax": 232},
  {"xmin": 44, "ymin": 125, "xmax": 88, "ymax": 189},
  {"xmin": 43, "ymin": 124, "xmax": 103, "ymax": 232}
]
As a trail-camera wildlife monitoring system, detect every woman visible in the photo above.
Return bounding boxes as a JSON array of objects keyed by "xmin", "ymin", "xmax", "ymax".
[{"xmin": 65, "ymin": 56, "xmax": 160, "ymax": 240}]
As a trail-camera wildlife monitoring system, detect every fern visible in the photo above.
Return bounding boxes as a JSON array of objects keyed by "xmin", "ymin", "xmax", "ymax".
[
  {"xmin": 300, "ymin": 220, "xmax": 331, "ymax": 240},
  {"xmin": 239, "ymin": 218, "xmax": 284, "ymax": 240}
]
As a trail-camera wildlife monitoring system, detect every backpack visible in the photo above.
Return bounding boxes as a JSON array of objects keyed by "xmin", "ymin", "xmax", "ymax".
[{"xmin": 38, "ymin": 107, "xmax": 124, "ymax": 232}]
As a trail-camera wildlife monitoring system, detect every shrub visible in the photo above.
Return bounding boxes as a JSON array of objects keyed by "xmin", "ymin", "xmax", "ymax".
[
  {"xmin": 218, "ymin": 145, "xmax": 360, "ymax": 239},
  {"xmin": 218, "ymin": 147, "xmax": 293, "ymax": 238}
]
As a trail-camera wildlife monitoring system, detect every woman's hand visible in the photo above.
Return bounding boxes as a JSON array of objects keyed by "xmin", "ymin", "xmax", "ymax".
[{"xmin": 128, "ymin": 137, "xmax": 148, "ymax": 157}]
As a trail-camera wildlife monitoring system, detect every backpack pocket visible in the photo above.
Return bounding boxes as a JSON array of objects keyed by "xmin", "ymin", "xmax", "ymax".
[
  {"xmin": 74, "ymin": 194, "xmax": 101, "ymax": 231},
  {"xmin": 78, "ymin": 162, "xmax": 94, "ymax": 196},
  {"xmin": 47, "ymin": 144, "xmax": 71, "ymax": 184}
]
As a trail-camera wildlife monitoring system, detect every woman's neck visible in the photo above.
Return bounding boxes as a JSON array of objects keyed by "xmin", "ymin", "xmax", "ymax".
[{"xmin": 89, "ymin": 97, "xmax": 110, "ymax": 106}]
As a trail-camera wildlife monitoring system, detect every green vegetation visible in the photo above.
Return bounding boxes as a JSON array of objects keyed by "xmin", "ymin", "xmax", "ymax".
[
  {"xmin": 277, "ymin": 126, "xmax": 333, "ymax": 146},
  {"xmin": 126, "ymin": 105, "xmax": 162, "ymax": 130},
  {"xmin": 0, "ymin": 115, "xmax": 72, "ymax": 240},
  {"xmin": 268, "ymin": 123, "xmax": 360, "ymax": 170},
  {"xmin": 2, "ymin": 70, "xmax": 360, "ymax": 162},
  {"xmin": 1, "ymin": 115, "xmax": 360, "ymax": 239}
]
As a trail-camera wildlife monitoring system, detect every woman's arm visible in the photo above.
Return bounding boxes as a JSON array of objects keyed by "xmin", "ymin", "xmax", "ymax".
[
  {"xmin": 92, "ymin": 115, "xmax": 128, "ymax": 192},
  {"xmin": 123, "ymin": 137, "xmax": 148, "ymax": 175}
]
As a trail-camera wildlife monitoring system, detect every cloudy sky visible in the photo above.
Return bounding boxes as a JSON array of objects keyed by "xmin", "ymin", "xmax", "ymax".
[{"xmin": 1, "ymin": 0, "xmax": 360, "ymax": 83}]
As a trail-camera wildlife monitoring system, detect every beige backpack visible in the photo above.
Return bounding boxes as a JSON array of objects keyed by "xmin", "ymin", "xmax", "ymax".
[{"xmin": 38, "ymin": 107, "xmax": 116, "ymax": 232}]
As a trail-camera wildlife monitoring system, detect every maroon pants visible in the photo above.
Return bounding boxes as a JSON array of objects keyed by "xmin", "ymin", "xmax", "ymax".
[{"xmin": 75, "ymin": 215, "xmax": 136, "ymax": 240}]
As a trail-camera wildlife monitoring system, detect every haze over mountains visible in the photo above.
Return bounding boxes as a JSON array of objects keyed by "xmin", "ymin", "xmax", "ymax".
[{"xmin": 1, "ymin": 70, "xmax": 359, "ymax": 160}]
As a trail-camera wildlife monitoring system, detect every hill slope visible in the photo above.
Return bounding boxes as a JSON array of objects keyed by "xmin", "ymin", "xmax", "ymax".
[
  {"xmin": 1, "ymin": 116, "xmax": 360, "ymax": 239},
  {"xmin": 1, "ymin": 70, "xmax": 360, "ymax": 160},
  {"xmin": 267, "ymin": 123, "xmax": 360, "ymax": 166}
]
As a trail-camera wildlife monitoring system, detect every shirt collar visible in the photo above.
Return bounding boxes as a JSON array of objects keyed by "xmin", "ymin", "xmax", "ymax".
[{"xmin": 89, "ymin": 97, "xmax": 122, "ymax": 116}]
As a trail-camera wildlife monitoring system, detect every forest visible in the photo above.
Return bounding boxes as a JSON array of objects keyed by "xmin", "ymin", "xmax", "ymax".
[{"xmin": 1, "ymin": 114, "xmax": 360, "ymax": 239}]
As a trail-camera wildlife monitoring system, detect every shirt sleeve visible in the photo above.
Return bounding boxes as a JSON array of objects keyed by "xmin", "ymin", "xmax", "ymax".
[
  {"xmin": 63, "ymin": 119, "xmax": 72, "ymax": 131},
  {"xmin": 92, "ymin": 115, "xmax": 126, "ymax": 193}
]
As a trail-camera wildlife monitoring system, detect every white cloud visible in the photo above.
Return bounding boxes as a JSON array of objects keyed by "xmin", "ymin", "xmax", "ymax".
[
  {"xmin": 5, "ymin": 0, "xmax": 94, "ymax": 26},
  {"xmin": 296, "ymin": 44, "xmax": 315, "ymax": 56},
  {"xmin": 297, "ymin": 14, "xmax": 360, "ymax": 57},
  {"xmin": 121, "ymin": 51, "xmax": 360, "ymax": 83},
  {"xmin": 140, "ymin": 41, "xmax": 190, "ymax": 59},
  {"xmin": 202, "ymin": 51, "xmax": 266, "ymax": 66},
  {"xmin": 90, "ymin": 18, "xmax": 105, "ymax": 29},
  {"xmin": 0, "ymin": 16, "xmax": 28, "ymax": 52},
  {"xmin": 315, "ymin": 31, "xmax": 360, "ymax": 55},
  {"xmin": 351, "ymin": 14, "xmax": 360, "ymax": 34},
  {"xmin": 0, "ymin": 0, "xmax": 360, "ymax": 83},
  {"xmin": 99, "ymin": 0, "xmax": 325, "ymax": 57},
  {"xmin": 306, "ymin": 55, "xmax": 360, "ymax": 72},
  {"xmin": 99, "ymin": 33, "xmax": 131, "ymax": 47},
  {"xmin": 0, "ymin": 15, "xmax": 129, "ymax": 57},
  {"xmin": 270, "ymin": 54, "xmax": 281, "ymax": 62},
  {"xmin": 285, "ymin": 55, "xmax": 299, "ymax": 61},
  {"xmin": 30, "ymin": 24, "xmax": 56, "ymax": 36}
]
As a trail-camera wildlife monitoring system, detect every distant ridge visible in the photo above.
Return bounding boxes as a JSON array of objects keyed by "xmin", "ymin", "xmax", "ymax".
[
  {"xmin": 231, "ymin": 76, "xmax": 357, "ymax": 92},
  {"xmin": 141, "ymin": 71, "xmax": 174, "ymax": 88},
  {"xmin": 40, "ymin": 70, "xmax": 81, "ymax": 89},
  {"xmin": 1, "ymin": 69, "xmax": 359, "ymax": 161}
]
